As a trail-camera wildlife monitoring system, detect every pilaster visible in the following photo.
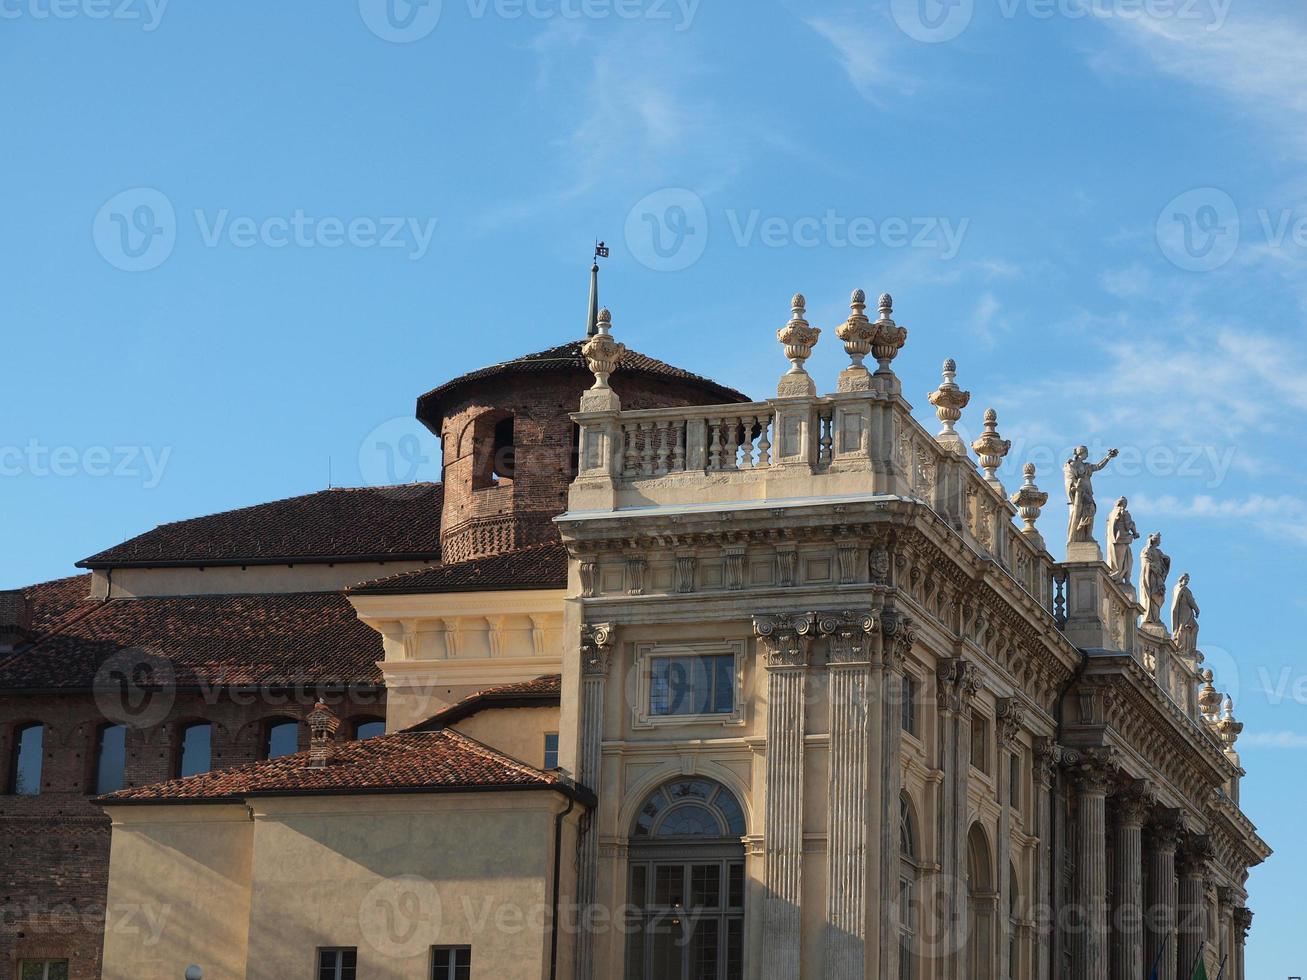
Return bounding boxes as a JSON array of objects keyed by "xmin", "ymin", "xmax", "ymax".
[
  {"xmin": 574, "ymin": 622, "xmax": 614, "ymax": 980},
  {"xmin": 1144, "ymin": 811, "xmax": 1183, "ymax": 980},
  {"xmin": 878, "ymin": 610, "xmax": 913, "ymax": 980},
  {"xmin": 995, "ymin": 697, "xmax": 1027, "ymax": 980},
  {"xmin": 935, "ymin": 657, "xmax": 979, "ymax": 980}
]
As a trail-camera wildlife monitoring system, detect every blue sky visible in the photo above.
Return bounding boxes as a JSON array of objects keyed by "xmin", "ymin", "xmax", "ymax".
[{"xmin": 1, "ymin": 0, "xmax": 1303, "ymax": 969}]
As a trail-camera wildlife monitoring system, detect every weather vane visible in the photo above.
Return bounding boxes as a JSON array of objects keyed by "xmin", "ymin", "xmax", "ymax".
[{"xmin": 594, "ymin": 239, "xmax": 609, "ymax": 260}]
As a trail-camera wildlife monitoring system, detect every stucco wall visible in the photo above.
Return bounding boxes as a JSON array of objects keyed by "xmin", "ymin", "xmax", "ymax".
[{"xmin": 453, "ymin": 706, "xmax": 560, "ymax": 771}]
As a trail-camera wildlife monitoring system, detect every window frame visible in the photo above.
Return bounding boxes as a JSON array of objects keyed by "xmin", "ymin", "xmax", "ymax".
[
  {"xmin": 93, "ymin": 722, "xmax": 128, "ymax": 796},
  {"xmin": 174, "ymin": 721, "xmax": 213, "ymax": 778},
  {"xmin": 430, "ymin": 945, "xmax": 471, "ymax": 980},
  {"xmin": 631, "ymin": 640, "xmax": 746, "ymax": 730},
  {"xmin": 19, "ymin": 960, "xmax": 69, "ymax": 980},
  {"xmin": 900, "ymin": 672, "xmax": 920, "ymax": 739},
  {"xmin": 969, "ymin": 712, "xmax": 991, "ymax": 776},
  {"xmin": 543, "ymin": 731, "xmax": 560, "ymax": 770},
  {"xmin": 8, "ymin": 722, "xmax": 44, "ymax": 796},
  {"xmin": 261, "ymin": 716, "xmax": 300, "ymax": 760},
  {"xmin": 316, "ymin": 946, "xmax": 357, "ymax": 980}
]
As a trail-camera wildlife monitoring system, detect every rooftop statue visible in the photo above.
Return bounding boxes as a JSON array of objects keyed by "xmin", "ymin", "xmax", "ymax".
[
  {"xmin": 1171, "ymin": 572, "xmax": 1201, "ymax": 659},
  {"xmin": 1107, "ymin": 497, "xmax": 1140, "ymax": 585},
  {"xmin": 1064, "ymin": 445, "xmax": 1119, "ymax": 547},
  {"xmin": 1139, "ymin": 532, "xmax": 1172, "ymax": 628}
]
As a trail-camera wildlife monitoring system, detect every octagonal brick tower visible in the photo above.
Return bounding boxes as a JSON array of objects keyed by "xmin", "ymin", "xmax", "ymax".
[{"xmin": 417, "ymin": 340, "xmax": 751, "ymax": 564}]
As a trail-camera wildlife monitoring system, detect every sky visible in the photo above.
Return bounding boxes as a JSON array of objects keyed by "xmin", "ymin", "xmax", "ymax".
[{"xmin": 1, "ymin": 0, "xmax": 1304, "ymax": 970}]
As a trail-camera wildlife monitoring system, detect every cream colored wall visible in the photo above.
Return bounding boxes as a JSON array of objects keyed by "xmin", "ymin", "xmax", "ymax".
[
  {"xmin": 101, "ymin": 805, "xmax": 254, "ymax": 980},
  {"xmin": 90, "ymin": 561, "xmax": 437, "ymax": 598},
  {"xmin": 453, "ymin": 706, "xmax": 560, "ymax": 770},
  {"xmin": 244, "ymin": 794, "xmax": 570, "ymax": 980}
]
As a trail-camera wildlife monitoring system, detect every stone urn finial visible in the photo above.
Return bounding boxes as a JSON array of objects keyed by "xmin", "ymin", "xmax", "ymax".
[
  {"xmin": 1216, "ymin": 696, "xmax": 1243, "ymax": 753},
  {"xmin": 1198, "ymin": 669, "xmax": 1221, "ymax": 721},
  {"xmin": 582, "ymin": 308, "xmax": 626, "ymax": 392},
  {"xmin": 928, "ymin": 357, "xmax": 972, "ymax": 454},
  {"xmin": 306, "ymin": 698, "xmax": 341, "ymax": 769},
  {"xmin": 776, "ymin": 293, "xmax": 820, "ymax": 397},
  {"xmin": 972, "ymin": 408, "xmax": 1012, "ymax": 494},
  {"xmin": 835, "ymin": 289, "xmax": 876, "ymax": 392},
  {"xmin": 869, "ymin": 292, "xmax": 908, "ymax": 376},
  {"xmin": 1011, "ymin": 462, "xmax": 1049, "ymax": 546}
]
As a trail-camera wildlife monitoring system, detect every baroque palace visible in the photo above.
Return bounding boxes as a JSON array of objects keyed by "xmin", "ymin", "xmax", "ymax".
[{"xmin": 0, "ymin": 278, "xmax": 1269, "ymax": 980}]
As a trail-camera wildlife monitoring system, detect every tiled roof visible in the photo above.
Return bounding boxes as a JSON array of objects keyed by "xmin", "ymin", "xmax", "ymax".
[
  {"xmin": 99, "ymin": 727, "xmax": 581, "ymax": 804},
  {"xmin": 20, "ymin": 574, "xmax": 95, "ymax": 633},
  {"xmin": 350, "ymin": 543, "xmax": 568, "ymax": 596},
  {"xmin": 407, "ymin": 674, "xmax": 562, "ymax": 731},
  {"xmin": 0, "ymin": 591, "xmax": 383, "ymax": 690},
  {"xmin": 417, "ymin": 341, "xmax": 751, "ymax": 427},
  {"xmin": 79, "ymin": 484, "xmax": 444, "ymax": 568}
]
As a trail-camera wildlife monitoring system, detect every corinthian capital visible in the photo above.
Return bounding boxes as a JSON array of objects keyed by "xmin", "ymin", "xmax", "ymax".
[
  {"xmin": 754, "ymin": 612, "xmax": 817, "ymax": 669},
  {"xmin": 936, "ymin": 658, "xmax": 980, "ymax": 714},
  {"xmin": 881, "ymin": 609, "xmax": 916, "ymax": 672},
  {"xmin": 996, "ymin": 697, "xmax": 1028, "ymax": 751},
  {"xmin": 1177, "ymin": 834, "xmax": 1215, "ymax": 877},
  {"xmin": 1113, "ymin": 778, "xmax": 1156, "ymax": 827},
  {"xmin": 1144, "ymin": 808, "xmax": 1185, "ymax": 851},
  {"xmin": 816, "ymin": 610, "xmax": 878, "ymax": 665},
  {"xmin": 1068, "ymin": 746, "xmax": 1118, "ymax": 795},
  {"xmin": 580, "ymin": 622, "xmax": 616, "ymax": 677}
]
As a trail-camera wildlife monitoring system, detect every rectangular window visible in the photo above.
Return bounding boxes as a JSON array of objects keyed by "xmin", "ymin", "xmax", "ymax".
[
  {"xmin": 9, "ymin": 724, "xmax": 44, "ymax": 795},
  {"xmin": 20, "ymin": 962, "xmax": 68, "ymax": 980},
  {"xmin": 176, "ymin": 723, "xmax": 212, "ymax": 778},
  {"xmin": 431, "ymin": 946, "xmax": 471, "ymax": 980},
  {"xmin": 649, "ymin": 654, "xmax": 734, "ymax": 717},
  {"xmin": 901, "ymin": 675, "xmax": 918, "ymax": 736},
  {"xmin": 95, "ymin": 724, "xmax": 127, "ymax": 795},
  {"xmin": 970, "ymin": 715, "xmax": 990, "ymax": 775},
  {"xmin": 543, "ymin": 732, "xmax": 560, "ymax": 770},
  {"xmin": 1009, "ymin": 752, "xmax": 1022, "ymax": 811},
  {"xmin": 317, "ymin": 947, "xmax": 357, "ymax": 980}
]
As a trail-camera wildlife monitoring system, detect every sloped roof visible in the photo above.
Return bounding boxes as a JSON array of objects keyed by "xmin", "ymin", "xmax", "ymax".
[
  {"xmin": 406, "ymin": 674, "xmax": 562, "ymax": 731},
  {"xmin": 19, "ymin": 574, "xmax": 95, "ymax": 633},
  {"xmin": 79, "ymin": 484, "xmax": 444, "ymax": 569},
  {"xmin": 350, "ymin": 543, "xmax": 568, "ymax": 596},
  {"xmin": 0, "ymin": 591, "xmax": 384, "ymax": 690},
  {"xmin": 98, "ymin": 727, "xmax": 585, "ymax": 805},
  {"xmin": 416, "ymin": 341, "xmax": 751, "ymax": 429}
]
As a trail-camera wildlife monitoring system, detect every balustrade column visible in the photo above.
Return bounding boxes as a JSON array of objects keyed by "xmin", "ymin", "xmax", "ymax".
[
  {"xmin": 575, "ymin": 623, "xmax": 615, "ymax": 980},
  {"xmin": 1144, "ymin": 814, "xmax": 1182, "ymax": 980},
  {"xmin": 935, "ymin": 658, "xmax": 979, "ymax": 980},
  {"xmin": 819, "ymin": 611, "xmax": 878, "ymax": 980},
  {"xmin": 754, "ymin": 613, "xmax": 817, "ymax": 980},
  {"xmin": 1073, "ymin": 752, "xmax": 1113, "ymax": 980},
  {"xmin": 1112, "ymin": 782, "xmax": 1152, "ymax": 980}
]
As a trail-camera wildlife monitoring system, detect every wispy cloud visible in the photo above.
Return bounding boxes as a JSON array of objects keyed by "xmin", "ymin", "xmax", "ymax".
[
  {"xmin": 803, "ymin": 15, "xmax": 914, "ymax": 104},
  {"xmin": 1131, "ymin": 493, "xmax": 1307, "ymax": 544},
  {"xmin": 1242, "ymin": 730, "xmax": 1307, "ymax": 749}
]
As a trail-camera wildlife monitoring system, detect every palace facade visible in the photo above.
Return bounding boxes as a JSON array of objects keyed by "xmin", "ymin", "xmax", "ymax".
[{"xmin": 1, "ymin": 285, "xmax": 1269, "ymax": 980}]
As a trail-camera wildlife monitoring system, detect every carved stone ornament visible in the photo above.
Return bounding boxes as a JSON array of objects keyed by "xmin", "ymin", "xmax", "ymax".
[
  {"xmin": 1113, "ymin": 779, "xmax": 1156, "ymax": 826},
  {"xmin": 753, "ymin": 612, "xmax": 817, "ymax": 669},
  {"xmin": 881, "ymin": 609, "xmax": 916, "ymax": 670},
  {"xmin": 1171, "ymin": 571, "xmax": 1200, "ymax": 657},
  {"xmin": 579, "ymin": 559, "xmax": 598, "ymax": 599},
  {"xmin": 927, "ymin": 358, "xmax": 971, "ymax": 450},
  {"xmin": 1069, "ymin": 746, "xmax": 1118, "ymax": 795},
  {"xmin": 1032, "ymin": 736, "xmax": 1062, "ymax": 790},
  {"xmin": 835, "ymin": 289, "xmax": 875, "ymax": 391},
  {"xmin": 581, "ymin": 308, "xmax": 625, "ymax": 391},
  {"xmin": 776, "ymin": 293, "xmax": 820, "ymax": 397},
  {"xmin": 817, "ymin": 610, "xmax": 878, "ymax": 665},
  {"xmin": 625, "ymin": 556, "xmax": 647, "ymax": 597},
  {"xmin": 869, "ymin": 292, "xmax": 908, "ymax": 374},
  {"xmin": 995, "ymin": 697, "xmax": 1028, "ymax": 750},
  {"xmin": 1138, "ymin": 532, "xmax": 1171, "ymax": 627},
  {"xmin": 935, "ymin": 658, "xmax": 979, "ymax": 714},
  {"xmin": 580, "ymin": 622, "xmax": 616, "ymax": 676},
  {"xmin": 1233, "ymin": 907, "xmax": 1253, "ymax": 943},
  {"xmin": 1144, "ymin": 809, "xmax": 1185, "ymax": 851},
  {"xmin": 1176, "ymin": 834, "xmax": 1215, "ymax": 877},
  {"xmin": 972, "ymin": 408, "xmax": 1013, "ymax": 493},
  {"xmin": 1106, "ymin": 497, "xmax": 1140, "ymax": 585},
  {"xmin": 1011, "ymin": 463, "xmax": 1049, "ymax": 540},
  {"xmin": 675, "ymin": 553, "xmax": 697, "ymax": 594},
  {"xmin": 1064, "ymin": 445, "xmax": 1119, "ymax": 547}
]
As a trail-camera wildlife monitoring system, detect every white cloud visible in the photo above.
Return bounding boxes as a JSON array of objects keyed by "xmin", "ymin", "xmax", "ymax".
[
  {"xmin": 1100, "ymin": 264, "xmax": 1151, "ymax": 299},
  {"xmin": 803, "ymin": 16, "xmax": 914, "ymax": 104},
  {"xmin": 1131, "ymin": 493, "xmax": 1307, "ymax": 544},
  {"xmin": 1241, "ymin": 730, "xmax": 1307, "ymax": 749}
]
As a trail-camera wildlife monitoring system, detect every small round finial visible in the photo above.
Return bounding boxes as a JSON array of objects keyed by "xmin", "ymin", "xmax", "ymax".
[
  {"xmin": 791, "ymin": 293, "xmax": 806, "ymax": 314},
  {"xmin": 852, "ymin": 288, "xmax": 866, "ymax": 305},
  {"xmin": 878, "ymin": 292, "xmax": 893, "ymax": 316},
  {"xmin": 1024, "ymin": 462, "xmax": 1036, "ymax": 479},
  {"xmin": 984, "ymin": 408, "xmax": 998, "ymax": 424},
  {"xmin": 943, "ymin": 357, "xmax": 957, "ymax": 373},
  {"xmin": 598, "ymin": 308, "xmax": 611, "ymax": 324}
]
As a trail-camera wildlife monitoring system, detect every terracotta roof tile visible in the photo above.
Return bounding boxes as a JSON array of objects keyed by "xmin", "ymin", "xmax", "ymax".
[
  {"xmin": 406, "ymin": 674, "xmax": 562, "ymax": 731},
  {"xmin": 350, "ymin": 543, "xmax": 567, "ymax": 596},
  {"xmin": 99, "ymin": 727, "xmax": 571, "ymax": 804},
  {"xmin": 19, "ymin": 574, "xmax": 95, "ymax": 633},
  {"xmin": 0, "ymin": 591, "xmax": 383, "ymax": 690},
  {"xmin": 79, "ymin": 484, "xmax": 444, "ymax": 568}
]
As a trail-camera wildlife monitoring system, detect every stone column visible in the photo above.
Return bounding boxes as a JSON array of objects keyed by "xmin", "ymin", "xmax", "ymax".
[
  {"xmin": 755, "ymin": 613, "xmax": 816, "ymax": 980},
  {"xmin": 1072, "ymin": 750, "xmax": 1114, "ymax": 980},
  {"xmin": 1232, "ymin": 908, "xmax": 1252, "ymax": 980},
  {"xmin": 1111, "ymin": 781, "xmax": 1153, "ymax": 980},
  {"xmin": 879, "ymin": 611, "xmax": 914, "ymax": 980},
  {"xmin": 1216, "ymin": 887, "xmax": 1235, "ymax": 977},
  {"xmin": 1176, "ymin": 836, "xmax": 1212, "ymax": 980},
  {"xmin": 1032, "ymin": 738, "xmax": 1060, "ymax": 980},
  {"xmin": 818, "ymin": 611, "xmax": 878, "ymax": 980},
  {"xmin": 575, "ymin": 623, "xmax": 615, "ymax": 980},
  {"xmin": 1143, "ymin": 813, "xmax": 1182, "ymax": 980},
  {"xmin": 935, "ymin": 658, "xmax": 979, "ymax": 980},
  {"xmin": 995, "ymin": 698, "xmax": 1028, "ymax": 980}
]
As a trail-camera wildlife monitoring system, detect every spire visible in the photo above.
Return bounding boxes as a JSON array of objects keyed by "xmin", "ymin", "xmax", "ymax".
[{"xmin": 586, "ymin": 240, "xmax": 609, "ymax": 338}]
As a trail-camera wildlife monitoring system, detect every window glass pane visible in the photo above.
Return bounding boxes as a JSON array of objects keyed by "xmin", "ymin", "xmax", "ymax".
[
  {"xmin": 630, "ymin": 863, "xmax": 648, "ymax": 909},
  {"xmin": 649, "ymin": 659, "xmax": 672, "ymax": 715},
  {"xmin": 713, "ymin": 656, "xmax": 734, "ymax": 713},
  {"xmin": 727, "ymin": 863, "xmax": 744, "ymax": 909},
  {"xmin": 95, "ymin": 724, "xmax": 127, "ymax": 795},
  {"xmin": 317, "ymin": 949, "xmax": 338, "ymax": 980},
  {"xmin": 543, "ymin": 732, "xmax": 559, "ymax": 770},
  {"xmin": 11, "ymin": 724, "xmax": 43, "ymax": 795},
  {"xmin": 625, "ymin": 919, "xmax": 646, "ymax": 979},
  {"xmin": 632, "ymin": 789, "xmax": 666, "ymax": 837},
  {"xmin": 713, "ymin": 788, "xmax": 746, "ymax": 836},
  {"xmin": 354, "ymin": 719, "xmax": 385, "ymax": 740},
  {"xmin": 649, "ymin": 656, "xmax": 734, "ymax": 716},
  {"xmin": 901, "ymin": 676, "xmax": 917, "ymax": 733},
  {"xmin": 178, "ymin": 724, "xmax": 211, "ymax": 777},
  {"xmin": 650, "ymin": 916, "xmax": 685, "ymax": 980},
  {"xmin": 691, "ymin": 656, "xmax": 713, "ymax": 714},
  {"xmin": 689, "ymin": 864, "xmax": 721, "ymax": 909},
  {"xmin": 726, "ymin": 919, "xmax": 743, "ymax": 980},
  {"xmin": 653, "ymin": 864, "xmax": 685, "ymax": 907},
  {"xmin": 265, "ymin": 721, "xmax": 298, "ymax": 759},
  {"xmin": 657, "ymin": 804, "xmax": 722, "ymax": 838},
  {"xmin": 1010, "ymin": 754, "xmax": 1021, "ymax": 810},
  {"xmin": 689, "ymin": 917, "xmax": 720, "ymax": 980}
]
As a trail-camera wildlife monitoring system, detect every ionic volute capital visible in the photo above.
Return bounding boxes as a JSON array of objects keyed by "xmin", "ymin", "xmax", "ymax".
[
  {"xmin": 936, "ymin": 658, "xmax": 980, "ymax": 715},
  {"xmin": 995, "ymin": 697, "xmax": 1028, "ymax": 751},
  {"xmin": 754, "ymin": 612, "xmax": 818, "ymax": 669},
  {"xmin": 1113, "ymin": 778, "xmax": 1156, "ymax": 827},
  {"xmin": 881, "ymin": 608, "xmax": 916, "ymax": 672},
  {"xmin": 817, "ymin": 610, "xmax": 878, "ymax": 666},
  {"xmin": 580, "ymin": 622, "xmax": 616, "ymax": 677},
  {"xmin": 1144, "ymin": 809, "xmax": 1185, "ymax": 851}
]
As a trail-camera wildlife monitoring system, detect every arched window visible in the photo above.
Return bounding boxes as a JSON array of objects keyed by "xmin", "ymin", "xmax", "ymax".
[
  {"xmin": 470, "ymin": 410, "xmax": 515, "ymax": 489},
  {"xmin": 7, "ymin": 723, "xmax": 43, "ymax": 795},
  {"xmin": 94, "ymin": 724, "xmax": 127, "ymax": 795},
  {"xmin": 175, "ymin": 722, "xmax": 212, "ymax": 778},
  {"xmin": 899, "ymin": 793, "xmax": 920, "ymax": 980},
  {"xmin": 626, "ymin": 777, "xmax": 746, "ymax": 980},
  {"xmin": 262, "ymin": 718, "xmax": 299, "ymax": 760},
  {"xmin": 967, "ymin": 823, "xmax": 996, "ymax": 980},
  {"xmin": 351, "ymin": 716, "xmax": 386, "ymax": 741}
]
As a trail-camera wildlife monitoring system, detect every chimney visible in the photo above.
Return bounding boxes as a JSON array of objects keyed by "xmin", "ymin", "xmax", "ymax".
[
  {"xmin": 0, "ymin": 591, "xmax": 31, "ymax": 653},
  {"xmin": 305, "ymin": 699, "xmax": 341, "ymax": 769}
]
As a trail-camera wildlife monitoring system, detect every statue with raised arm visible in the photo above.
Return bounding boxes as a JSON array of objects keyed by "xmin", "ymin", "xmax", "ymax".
[
  {"xmin": 1138, "ymin": 532, "xmax": 1171, "ymax": 627},
  {"xmin": 1107, "ymin": 497, "xmax": 1140, "ymax": 584},
  {"xmin": 1171, "ymin": 572, "xmax": 1201, "ymax": 659},
  {"xmin": 1064, "ymin": 445, "xmax": 1119, "ymax": 547}
]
